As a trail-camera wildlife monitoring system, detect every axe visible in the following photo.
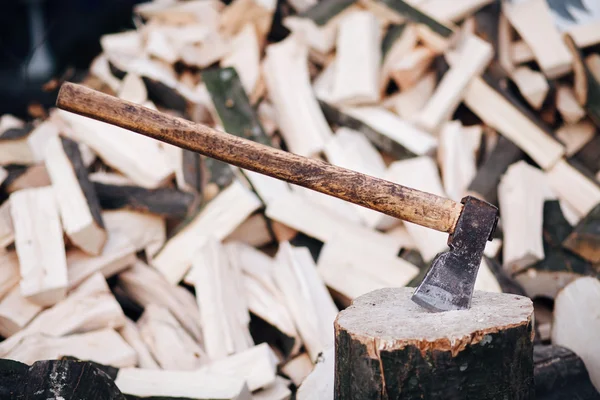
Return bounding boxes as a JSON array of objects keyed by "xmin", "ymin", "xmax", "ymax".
[{"xmin": 56, "ymin": 82, "xmax": 499, "ymax": 312}]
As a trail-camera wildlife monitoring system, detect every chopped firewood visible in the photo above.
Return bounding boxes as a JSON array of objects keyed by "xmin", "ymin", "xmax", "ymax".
[
  {"xmin": 473, "ymin": 257, "xmax": 502, "ymax": 293},
  {"xmin": 438, "ymin": 121, "xmax": 477, "ymax": 201},
  {"xmin": 181, "ymin": 32, "xmax": 231, "ymax": 69},
  {"xmin": 186, "ymin": 238, "xmax": 253, "ymax": 360},
  {"xmin": 391, "ymin": 72, "xmax": 436, "ymax": 121},
  {"xmin": 546, "ymin": 159, "xmax": 600, "ymax": 218},
  {"xmin": 572, "ymin": 134, "xmax": 600, "ymax": 176},
  {"xmin": 281, "ymin": 353, "xmax": 313, "ymax": 386},
  {"xmin": 330, "ymin": 11, "xmax": 380, "ymax": 105},
  {"xmin": 0, "ymin": 285, "xmax": 43, "ymax": 337},
  {"xmin": 556, "ymin": 85, "xmax": 586, "ymax": 124},
  {"xmin": 296, "ymin": 346, "xmax": 333, "ymax": 400},
  {"xmin": 10, "ymin": 187, "xmax": 67, "ymax": 307},
  {"xmin": 117, "ymin": 261, "xmax": 203, "ymax": 342},
  {"xmin": 291, "ymin": 185, "xmax": 362, "ymax": 225},
  {"xmin": 93, "ymin": 182, "xmax": 194, "ymax": 218},
  {"xmin": 5, "ymin": 329, "xmax": 136, "ymax": 368},
  {"xmin": 416, "ymin": 34, "xmax": 492, "ymax": 133},
  {"xmin": 114, "ymin": 367, "xmax": 252, "ymax": 400},
  {"xmin": 510, "ymin": 40, "xmax": 534, "ymax": 65},
  {"xmin": 145, "ymin": 29, "xmax": 179, "ymax": 64},
  {"xmin": 89, "ymin": 55, "xmax": 121, "ymax": 93},
  {"xmin": 0, "ymin": 120, "xmax": 59, "ymax": 166},
  {"xmin": 510, "ymin": 66, "xmax": 549, "ymax": 110},
  {"xmin": 462, "ymin": 77, "xmax": 564, "ymax": 170},
  {"xmin": 199, "ymin": 343, "xmax": 277, "ymax": 391},
  {"xmin": 117, "ymin": 318, "xmax": 160, "ymax": 369},
  {"xmin": 221, "ymin": 24, "xmax": 261, "ymax": 98},
  {"xmin": 569, "ymin": 20, "xmax": 600, "ymax": 48},
  {"xmin": 58, "ymin": 110, "xmax": 173, "ymax": 188},
  {"xmin": 253, "ymin": 376, "xmax": 292, "ymax": 400},
  {"xmin": 389, "ymin": 46, "xmax": 436, "ymax": 90},
  {"xmin": 552, "ymin": 277, "xmax": 600, "ymax": 392},
  {"xmin": 556, "ymin": 120, "xmax": 595, "ymax": 157},
  {"xmin": 417, "ymin": 0, "xmax": 493, "ymax": 23},
  {"xmin": 152, "ymin": 180, "xmax": 260, "ymax": 284},
  {"xmin": 0, "ymin": 114, "xmax": 25, "ymax": 131},
  {"xmin": 2, "ymin": 164, "xmax": 51, "ymax": 194},
  {"xmin": 0, "ymin": 252, "xmax": 20, "ymax": 299},
  {"xmin": 317, "ymin": 235, "xmax": 418, "ymax": 302},
  {"xmin": 101, "ymin": 209, "xmax": 165, "ymax": 260},
  {"xmin": 135, "ymin": 0, "xmax": 223, "ymax": 28},
  {"xmin": 503, "ymin": 0, "xmax": 572, "ymax": 78},
  {"xmin": 565, "ymin": 36, "xmax": 600, "ymax": 128},
  {"xmin": 380, "ymin": 24, "xmax": 418, "ymax": 93},
  {"xmin": 498, "ymin": 161, "xmax": 551, "ymax": 274},
  {"xmin": 0, "ymin": 200, "xmax": 14, "ymax": 249},
  {"xmin": 385, "ymin": 156, "xmax": 448, "ymax": 261},
  {"xmin": 225, "ymin": 214, "xmax": 273, "ymax": 247},
  {"xmin": 118, "ymin": 73, "xmax": 148, "ymax": 104},
  {"xmin": 263, "ymin": 35, "xmax": 333, "ymax": 156},
  {"xmin": 221, "ymin": 0, "xmax": 275, "ymax": 43},
  {"xmin": 88, "ymin": 171, "xmax": 134, "ymax": 186},
  {"xmin": 274, "ymin": 243, "xmax": 338, "ymax": 361},
  {"xmin": 137, "ymin": 304, "xmax": 205, "ymax": 370},
  {"xmin": 484, "ymin": 238, "xmax": 502, "ymax": 258},
  {"xmin": 385, "ymin": 223, "xmax": 417, "ymax": 249},
  {"xmin": 282, "ymin": 16, "xmax": 338, "ymax": 56},
  {"xmin": 563, "ymin": 204, "xmax": 600, "ymax": 264},
  {"xmin": 45, "ymin": 135, "xmax": 106, "ymax": 255}
]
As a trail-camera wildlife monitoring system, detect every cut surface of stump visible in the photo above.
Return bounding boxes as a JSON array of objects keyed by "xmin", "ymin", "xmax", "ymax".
[{"xmin": 335, "ymin": 287, "xmax": 534, "ymax": 400}]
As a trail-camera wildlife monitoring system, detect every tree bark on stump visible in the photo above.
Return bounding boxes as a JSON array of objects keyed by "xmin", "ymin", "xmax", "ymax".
[{"xmin": 334, "ymin": 287, "xmax": 534, "ymax": 399}]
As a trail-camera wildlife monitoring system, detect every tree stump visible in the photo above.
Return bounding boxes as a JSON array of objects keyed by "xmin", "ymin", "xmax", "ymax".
[{"xmin": 334, "ymin": 287, "xmax": 534, "ymax": 399}]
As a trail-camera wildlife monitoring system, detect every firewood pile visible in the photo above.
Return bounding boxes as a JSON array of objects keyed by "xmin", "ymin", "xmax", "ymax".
[{"xmin": 0, "ymin": 0, "xmax": 599, "ymax": 398}]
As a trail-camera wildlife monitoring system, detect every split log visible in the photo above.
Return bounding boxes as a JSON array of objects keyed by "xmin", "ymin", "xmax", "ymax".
[
  {"xmin": 0, "ymin": 252, "xmax": 20, "ymax": 299},
  {"xmin": 391, "ymin": 72, "xmax": 436, "ymax": 121},
  {"xmin": 380, "ymin": 24, "xmax": 418, "ymax": 93},
  {"xmin": 0, "ymin": 285, "xmax": 43, "ymax": 337},
  {"xmin": 221, "ymin": 24, "xmax": 261, "ymax": 100},
  {"xmin": 220, "ymin": 0, "xmax": 275, "ymax": 44},
  {"xmin": 0, "ymin": 120, "xmax": 58, "ymax": 166},
  {"xmin": 1, "ymin": 163, "xmax": 51, "ymax": 194},
  {"xmin": 137, "ymin": 304, "xmax": 204, "ymax": 370},
  {"xmin": 438, "ymin": 121, "xmax": 477, "ymax": 202},
  {"xmin": 389, "ymin": 46, "xmax": 436, "ymax": 90},
  {"xmin": 117, "ymin": 318, "xmax": 159, "ymax": 369},
  {"xmin": 0, "ymin": 200, "xmax": 12, "ymax": 249},
  {"xmin": 563, "ymin": 203, "xmax": 600, "ymax": 264},
  {"xmin": 556, "ymin": 121, "xmax": 595, "ymax": 157},
  {"xmin": 118, "ymin": 73, "xmax": 147, "ymax": 104},
  {"xmin": 225, "ymin": 213, "xmax": 273, "ymax": 247},
  {"xmin": 297, "ymin": 346, "xmax": 334, "ymax": 400},
  {"xmin": 503, "ymin": 0, "xmax": 572, "ymax": 78},
  {"xmin": 510, "ymin": 67, "xmax": 549, "ymax": 110},
  {"xmin": 556, "ymin": 85, "xmax": 586, "ymax": 124},
  {"xmin": 334, "ymin": 287, "xmax": 534, "ymax": 399},
  {"xmin": 565, "ymin": 35, "xmax": 600, "ymax": 128},
  {"xmin": 552, "ymin": 277, "xmax": 600, "ymax": 392},
  {"xmin": 101, "ymin": 209, "xmax": 165, "ymax": 258},
  {"xmin": 253, "ymin": 376, "xmax": 292, "ymax": 400},
  {"xmin": 281, "ymin": 353, "xmax": 313, "ymax": 386},
  {"xmin": 418, "ymin": 0, "xmax": 493, "ymax": 23},
  {"xmin": 10, "ymin": 187, "xmax": 68, "ymax": 306},
  {"xmin": 152, "ymin": 179, "xmax": 260, "ymax": 284},
  {"xmin": 546, "ymin": 159, "xmax": 600, "ymax": 218},
  {"xmin": 45, "ymin": 135, "xmax": 106, "ymax": 255}
]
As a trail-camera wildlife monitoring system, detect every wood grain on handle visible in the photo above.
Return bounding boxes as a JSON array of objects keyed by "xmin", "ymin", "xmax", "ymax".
[{"xmin": 57, "ymin": 82, "xmax": 463, "ymax": 233}]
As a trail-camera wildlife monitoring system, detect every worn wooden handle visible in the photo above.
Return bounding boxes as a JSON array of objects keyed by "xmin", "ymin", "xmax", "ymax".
[{"xmin": 57, "ymin": 82, "xmax": 463, "ymax": 233}]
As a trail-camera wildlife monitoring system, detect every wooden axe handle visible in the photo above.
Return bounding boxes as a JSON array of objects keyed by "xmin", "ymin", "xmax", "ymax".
[{"xmin": 57, "ymin": 82, "xmax": 463, "ymax": 233}]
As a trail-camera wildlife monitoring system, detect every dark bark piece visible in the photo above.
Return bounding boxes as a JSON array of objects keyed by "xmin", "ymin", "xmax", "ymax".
[
  {"xmin": 0, "ymin": 359, "xmax": 125, "ymax": 399},
  {"xmin": 180, "ymin": 149, "xmax": 203, "ymax": 193},
  {"xmin": 572, "ymin": 134, "xmax": 600, "ymax": 174},
  {"xmin": 565, "ymin": 34, "xmax": 600, "ymax": 128},
  {"xmin": 94, "ymin": 182, "xmax": 194, "ymax": 219},
  {"xmin": 298, "ymin": 0, "xmax": 356, "ymax": 26},
  {"xmin": 335, "ymin": 288, "xmax": 534, "ymax": 400},
  {"xmin": 534, "ymin": 344, "xmax": 600, "ymax": 400},
  {"xmin": 467, "ymin": 135, "xmax": 524, "ymax": 204},
  {"xmin": 378, "ymin": 0, "xmax": 453, "ymax": 38},
  {"xmin": 319, "ymin": 100, "xmax": 416, "ymax": 160},
  {"xmin": 563, "ymin": 203, "xmax": 600, "ymax": 264},
  {"xmin": 0, "ymin": 125, "xmax": 33, "ymax": 140},
  {"xmin": 61, "ymin": 136, "xmax": 105, "ymax": 230},
  {"xmin": 142, "ymin": 77, "xmax": 188, "ymax": 115}
]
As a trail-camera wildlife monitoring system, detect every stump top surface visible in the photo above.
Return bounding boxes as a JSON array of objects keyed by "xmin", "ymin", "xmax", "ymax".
[{"xmin": 336, "ymin": 287, "xmax": 532, "ymax": 345}]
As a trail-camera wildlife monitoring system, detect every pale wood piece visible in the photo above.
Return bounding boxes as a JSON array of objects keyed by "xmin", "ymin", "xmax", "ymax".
[
  {"xmin": 263, "ymin": 35, "xmax": 333, "ymax": 156},
  {"xmin": 220, "ymin": 0, "xmax": 275, "ymax": 43},
  {"xmin": 146, "ymin": 28, "xmax": 179, "ymax": 64},
  {"xmin": 484, "ymin": 238, "xmax": 502, "ymax": 258},
  {"xmin": 253, "ymin": 376, "xmax": 292, "ymax": 400},
  {"xmin": 88, "ymin": 171, "xmax": 135, "ymax": 186},
  {"xmin": 499, "ymin": 161, "xmax": 552, "ymax": 274},
  {"xmin": 137, "ymin": 304, "xmax": 204, "ymax": 370},
  {"xmin": 6, "ymin": 328, "xmax": 136, "ymax": 368},
  {"xmin": 385, "ymin": 223, "xmax": 417, "ymax": 249},
  {"xmin": 0, "ymin": 167, "xmax": 7, "ymax": 186},
  {"xmin": 0, "ymin": 200, "xmax": 14, "ymax": 249},
  {"xmin": 586, "ymin": 54, "xmax": 600, "ymax": 83},
  {"xmin": 341, "ymin": 106, "xmax": 437, "ymax": 156},
  {"xmin": 135, "ymin": 0, "xmax": 223, "ymax": 28},
  {"xmin": 114, "ymin": 368, "xmax": 252, "ymax": 400},
  {"xmin": 297, "ymin": 347, "xmax": 333, "ymax": 400},
  {"xmin": 281, "ymin": 353, "xmax": 313, "ymax": 386},
  {"xmin": 153, "ymin": 180, "xmax": 261, "ymax": 284},
  {"xmin": 58, "ymin": 110, "xmax": 173, "ymax": 188},
  {"xmin": 10, "ymin": 187, "xmax": 67, "ymax": 306},
  {"xmin": 89, "ymin": 54, "xmax": 121, "ymax": 93},
  {"xmin": 392, "ymin": 72, "xmax": 436, "ymax": 122},
  {"xmin": 45, "ymin": 135, "xmax": 106, "ymax": 255},
  {"xmin": 199, "ymin": 343, "xmax": 278, "ymax": 391},
  {"xmin": 117, "ymin": 261, "xmax": 203, "ymax": 342},
  {"xmin": 187, "ymin": 238, "xmax": 253, "ymax": 360},
  {"xmin": 497, "ymin": 10, "xmax": 514, "ymax": 73},
  {"xmin": 504, "ymin": 0, "xmax": 572, "ymax": 78},
  {"xmin": 181, "ymin": 32, "xmax": 231, "ymax": 69},
  {"xmin": 291, "ymin": 184, "xmax": 363, "ymax": 226},
  {"xmin": 317, "ymin": 235, "xmax": 419, "ymax": 302},
  {"xmin": 225, "ymin": 214, "xmax": 273, "ymax": 248},
  {"xmin": 552, "ymin": 277, "xmax": 600, "ymax": 392},
  {"xmin": 118, "ymin": 73, "xmax": 147, "ymax": 104},
  {"xmin": 3, "ymin": 164, "xmax": 51, "ymax": 194},
  {"xmin": 222, "ymin": 23, "xmax": 261, "ymax": 97},
  {"xmin": 0, "ymin": 114, "xmax": 25, "ymax": 131},
  {"xmin": 385, "ymin": 157, "xmax": 449, "ymax": 261},
  {"xmin": 257, "ymin": 101, "xmax": 279, "ymax": 137},
  {"xmin": 389, "ymin": 46, "xmax": 436, "ymax": 90},
  {"xmin": 102, "ymin": 209, "xmax": 165, "ymax": 259},
  {"xmin": 556, "ymin": 85, "xmax": 586, "ymax": 124},
  {"xmin": 416, "ymin": 34, "xmax": 492, "ymax": 133},
  {"xmin": 569, "ymin": 20, "xmax": 600, "ymax": 49},
  {"xmin": 438, "ymin": 121, "xmax": 477, "ymax": 202},
  {"xmin": 100, "ymin": 30, "xmax": 143, "ymax": 59},
  {"xmin": 462, "ymin": 77, "xmax": 564, "ymax": 169},
  {"xmin": 240, "ymin": 169, "xmax": 291, "ymax": 206},
  {"xmin": 0, "ymin": 120, "xmax": 59, "ymax": 166},
  {"xmin": 0, "ymin": 252, "xmax": 20, "ymax": 299},
  {"xmin": 510, "ymin": 40, "xmax": 534, "ymax": 64},
  {"xmin": 274, "ymin": 243, "xmax": 338, "ymax": 361},
  {"xmin": 556, "ymin": 121, "xmax": 596, "ymax": 157},
  {"xmin": 546, "ymin": 159, "xmax": 600, "ymax": 218},
  {"xmin": 416, "ymin": 0, "xmax": 492, "ymax": 22},
  {"xmin": 330, "ymin": 11, "xmax": 380, "ymax": 105},
  {"xmin": 0, "ymin": 285, "xmax": 43, "ymax": 337},
  {"xmin": 282, "ymin": 16, "xmax": 338, "ymax": 55},
  {"xmin": 118, "ymin": 318, "xmax": 160, "ymax": 369},
  {"xmin": 222, "ymin": 242, "xmax": 299, "ymax": 344},
  {"xmin": 510, "ymin": 66, "xmax": 549, "ymax": 110},
  {"xmin": 474, "ymin": 258, "xmax": 502, "ymax": 293},
  {"xmin": 380, "ymin": 24, "xmax": 418, "ymax": 93}
]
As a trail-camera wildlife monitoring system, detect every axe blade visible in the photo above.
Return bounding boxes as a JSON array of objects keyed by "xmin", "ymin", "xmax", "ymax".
[{"xmin": 411, "ymin": 196, "xmax": 499, "ymax": 312}]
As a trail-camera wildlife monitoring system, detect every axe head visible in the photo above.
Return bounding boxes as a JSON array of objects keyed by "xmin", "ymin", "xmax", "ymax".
[{"xmin": 411, "ymin": 196, "xmax": 499, "ymax": 312}]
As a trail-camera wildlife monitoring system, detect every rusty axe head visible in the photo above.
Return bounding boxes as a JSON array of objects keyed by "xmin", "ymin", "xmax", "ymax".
[{"xmin": 411, "ymin": 196, "xmax": 499, "ymax": 312}]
